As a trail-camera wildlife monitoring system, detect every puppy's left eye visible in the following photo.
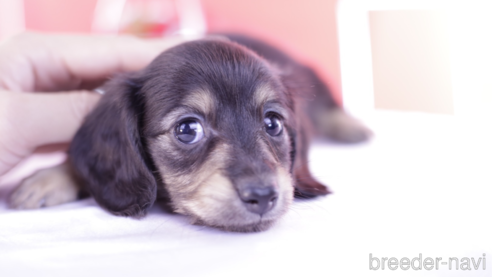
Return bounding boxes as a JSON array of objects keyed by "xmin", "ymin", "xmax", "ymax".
[
  {"xmin": 175, "ymin": 119, "xmax": 204, "ymax": 144},
  {"xmin": 264, "ymin": 114, "xmax": 283, "ymax": 136}
]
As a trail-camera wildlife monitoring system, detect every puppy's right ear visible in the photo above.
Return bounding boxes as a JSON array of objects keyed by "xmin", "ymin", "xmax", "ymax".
[{"xmin": 69, "ymin": 75, "xmax": 157, "ymax": 217}]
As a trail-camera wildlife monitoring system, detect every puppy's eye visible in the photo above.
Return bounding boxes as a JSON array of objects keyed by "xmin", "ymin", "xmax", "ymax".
[
  {"xmin": 175, "ymin": 120, "xmax": 204, "ymax": 144},
  {"xmin": 264, "ymin": 114, "xmax": 283, "ymax": 136}
]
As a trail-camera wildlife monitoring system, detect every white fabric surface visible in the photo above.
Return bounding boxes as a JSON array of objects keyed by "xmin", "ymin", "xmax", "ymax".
[{"xmin": 0, "ymin": 110, "xmax": 491, "ymax": 277}]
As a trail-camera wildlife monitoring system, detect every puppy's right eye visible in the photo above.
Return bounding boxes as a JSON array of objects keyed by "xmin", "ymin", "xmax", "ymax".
[
  {"xmin": 264, "ymin": 114, "xmax": 283, "ymax": 136},
  {"xmin": 175, "ymin": 120, "xmax": 204, "ymax": 144}
]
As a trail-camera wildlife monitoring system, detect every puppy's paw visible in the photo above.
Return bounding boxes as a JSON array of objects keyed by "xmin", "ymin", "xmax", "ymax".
[
  {"xmin": 318, "ymin": 108, "xmax": 372, "ymax": 143},
  {"xmin": 9, "ymin": 163, "xmax": 80, "ymax": 209}
]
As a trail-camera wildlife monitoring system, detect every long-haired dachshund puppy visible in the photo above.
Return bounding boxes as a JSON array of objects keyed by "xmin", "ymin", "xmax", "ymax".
[{"xmin": 10, "ymin": 35, "xmax": 370, "ymax": 232}]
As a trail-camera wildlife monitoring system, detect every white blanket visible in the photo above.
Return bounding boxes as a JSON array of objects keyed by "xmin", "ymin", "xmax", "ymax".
[{"xmin": 1, "ymin": 111, "xmax": 491, "ymax": 277}]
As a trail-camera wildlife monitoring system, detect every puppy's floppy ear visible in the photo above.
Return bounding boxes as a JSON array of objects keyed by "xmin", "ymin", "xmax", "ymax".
[
  {"xmin": 294, "ymin": 164, "xmax": 331, "ymax": 198},
  {"xmin": 69, "ymin": 75, "xmax": 157, "ymax": 217},
  {"xmin": 292, "ymin": 130, "xmax": 331, "ymax": 198},
  {"xmin": 288, "ymin": 114, "xmax": 331, "ymax": 199}
]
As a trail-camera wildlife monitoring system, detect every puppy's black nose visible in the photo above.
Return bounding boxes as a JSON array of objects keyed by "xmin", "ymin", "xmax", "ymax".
[{"xmin": 239, "ymin": 186, "xmax": 278, "ymax": 215}]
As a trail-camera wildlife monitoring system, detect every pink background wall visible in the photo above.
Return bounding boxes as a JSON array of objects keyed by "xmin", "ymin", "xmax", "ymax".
[
  {"xmin": 24, "ymin": 0, "xmax": 97, "ymax": 33},
  {"xmin": 203, "ymin": 0, "xmax": 341, "ymax": 103},
  {"xmin": 20, "ymin": 0, "xmax": 342, "ymax": 103}
]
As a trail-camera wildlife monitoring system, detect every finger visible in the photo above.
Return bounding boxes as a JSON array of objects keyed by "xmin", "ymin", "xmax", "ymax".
[
  {"xmin": 13, "ymin": 90, "xmax": 102, "ymax": 148},
  {"xmin": 0, "ymin": 90, "xmax": 100, "ymax": 177},
  {"xmin": 0, "ymin": 32, "xmax": 188, "ymax": 92},
  {"xmin": 0, "ymin": 90, "xmax": 30, "ymax": 176}
]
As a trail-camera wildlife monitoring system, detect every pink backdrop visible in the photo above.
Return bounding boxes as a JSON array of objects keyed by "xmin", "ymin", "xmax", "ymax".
[{"xmin": 23, "ymin": 0, "xmax": 341, "ymax": 102}]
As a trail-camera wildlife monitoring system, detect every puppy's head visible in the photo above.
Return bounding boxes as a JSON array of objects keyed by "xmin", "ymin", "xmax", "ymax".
[{"xmin": 71, "ymin": 39, "xmax": 316, "ymax": 232}]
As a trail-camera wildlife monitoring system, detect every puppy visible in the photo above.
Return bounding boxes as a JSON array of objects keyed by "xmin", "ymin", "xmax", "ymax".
[{"xmin": 10, "ymin": 35, "xmax": 370, "ymax": 232}]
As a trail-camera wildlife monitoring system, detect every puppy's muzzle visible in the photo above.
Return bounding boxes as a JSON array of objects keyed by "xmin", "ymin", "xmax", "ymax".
[{"xmin": 239, "ymin": 185, "xmax": 278, "ymax": 215}]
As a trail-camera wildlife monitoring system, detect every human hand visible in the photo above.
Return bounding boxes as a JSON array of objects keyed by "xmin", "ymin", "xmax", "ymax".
[{"xmin": 0, "ymin": 32, "xmax": 187, "ymax": 177}]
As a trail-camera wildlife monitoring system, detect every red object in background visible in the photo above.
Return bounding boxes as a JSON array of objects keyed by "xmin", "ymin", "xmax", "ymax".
[{"xmin": 21, "ymin": 0, "xmax": 341, "ymax": 102}]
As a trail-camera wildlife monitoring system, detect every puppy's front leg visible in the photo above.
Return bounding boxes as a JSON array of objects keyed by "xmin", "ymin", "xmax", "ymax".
[{"xmin": 9, "ymin": 163, "xmax": 81, "ymax": 209}]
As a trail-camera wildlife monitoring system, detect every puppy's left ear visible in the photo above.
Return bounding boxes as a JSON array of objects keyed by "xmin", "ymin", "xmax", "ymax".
[
  {"xmin": 288, "ymin": 121, "xmax": 331, "ymax": 199},
  {"xmin": 69, "ymin": 75, "xmax": 157, "ymax": 217},
  {"xmin": 294, "ymin": 164, "xmax": 331, "ymax": 198}
]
